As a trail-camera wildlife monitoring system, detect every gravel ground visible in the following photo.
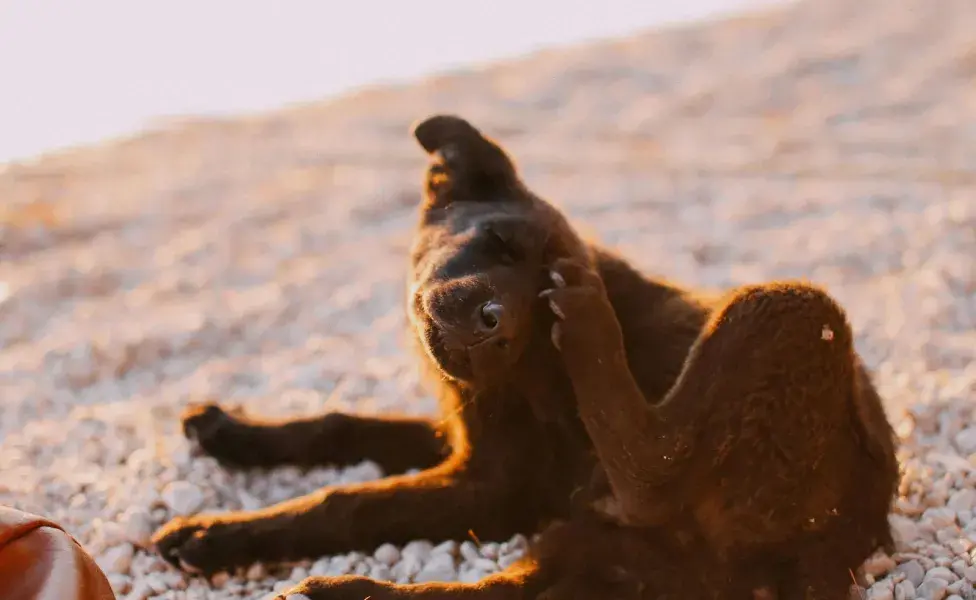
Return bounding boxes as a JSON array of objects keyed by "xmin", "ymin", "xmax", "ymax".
[{"xmin": 1, "ymin": 0, "xmax": 975, "ymax": 598}]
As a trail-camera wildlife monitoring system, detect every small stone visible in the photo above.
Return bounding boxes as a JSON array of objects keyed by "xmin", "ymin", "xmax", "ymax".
[
  {"xmin": 246, "ymin": 562, "xmax": 267, "ymax": 581},
  {"xmin": 460, "ymin": 567, "xmax": 487, "ymax": 583},
  {"xmin": 894, "ymin": 580, "xmax": 916, "ymax": 600},
  {"xmin": 924, "ymin": 567, "xmax": 958, "ymax": 583},
  {"xmin": 867, "ymin": 584, "xmax": 894, "ymax": 600},
  {"xmin": 402, "ymin": 540, "xmax": 434, "ymax": 562},
  {"xmin": 891, "ymin": 516, "xmax": 922, "ymax": 550},
  {"xmin": 96, "ymin": 520, "xmax": 127, "ymax": 547},
  {"xmin": 370, "ymin": 564, "xmax": 394, "ymax": 581},
  {"xmin": 962, "ymin": 566, "xmax": 976, "ymax": 582},
  {"xmin": 480, "ymin": 542, "xmax": 500, "ymax": 560},
  {"xmin": 954, "ymin": 427, "xmax": 976, "ymax": 455},
  {"xmin": 459, "ymin": 541, "xmax": 481, "ymax": 563},
  {"xmin": 864, "ymin": 553, "xmax": 897, "ymax": 577},
  {"xmin": 119, "ymin": 507, "xmax": 154, "ymax": 546},
  {"xmin": 425, "ymin": 553, "xmax": 455, "ymax": 571},
  {"xmin": 947, "ymin": 489, "xmax": 976, "ymax": 512},
  {"xmin": 945, "ymin": 581, "xmax": 965, "ymax": 595},
  {"xmin": 414, "ymin": 565, "xmax": 458, "ymax": 583},
  {"xmin": 96, "ymin": 543, "xmax": 135, "ymax": 574},
  {"xmin": 144, "ymin": 572, "xmax": 171, "ymax": 594},
  {"xmin": 161, "ymin": 481, "xmax": 204, "ymax": 516},
  {"xmin": 310, "ymin": 557, "xmax": 330, "ymax": 576},
  {"xmin": 328, "ymin": 555, "xmax": 354, "ymax": 576},
  {"xmin": 285, "ymin": 595, "xmax": 312, "ymax": 600},
  {"xmin": 896, "ymin": 560, "xmax": 926, "ymax": 587},
  {"xmin": 432, "ymin": 540, "xmax": 458, "ymax": 556},
  {"xmin": 923, "ymin": 508, "xmax": 957, "ymax": 529},
  {"xmin": 498, "ymin": 553, "xmax": 523, "ymax": 569},
  {"xmin": 106, "ymin": 574, "xmax": 131, "ymax": 594},
  {"xmin": 374, "ymin": 543, "xmax": 401, "ymax": 565},
  {"xmin": 473, "ymin": 557, "xmax": 499, "ymax": 573},
  {"xmin": 502, "ymin": 534, "xmax": 528, "ymax": 554},
  {"xmin": 915, "ymin": 578, "xmax": 948, "ymax": 600},
  {"xmin": 239, "ymin": 490, "xmax": 263, "ymax": 511},
  {"xmin": 210, "ymin": 572, "xmax": 231, "ymax": 588},
  {"xmin": 128, "ymin": 580, "xmax": 152, "ymax": 600},
  {"xmin": 392, "ymin": 555, "xmax": 422, "ymax": 581}
]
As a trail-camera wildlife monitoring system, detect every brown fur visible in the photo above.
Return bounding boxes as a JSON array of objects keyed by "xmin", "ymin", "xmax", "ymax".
[{"xmin": 151, "ymin": 115, "xmax": 899, "ymax": 600}]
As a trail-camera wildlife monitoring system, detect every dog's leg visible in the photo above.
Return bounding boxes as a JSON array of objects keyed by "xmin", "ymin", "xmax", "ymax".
[
  {"xmin": 540, "ymin": 259, "xmax": 698, "ymax": 521},
  {"xmin": 180, "ymin": 403, "xmax": 450, "ymax": 473},
  {"xmin": 276, "ymin": 518, "xmax": 657, "ymax": 600},
  {"xmin": 544, "ymin": 260, "xmax": 860, "ymax": 527},
  {"xmin": 275, "ymin": 563, "xmax": 544, "ymax": 600},
  {"xmin": 151, "ymin": 463, "xmax": 534, "ymax": 574}
]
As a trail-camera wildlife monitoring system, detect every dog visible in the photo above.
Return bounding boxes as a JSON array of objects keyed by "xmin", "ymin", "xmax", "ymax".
[{"xmin": 152, "ymin": 115, "xmax": 898, "ymax": 599}]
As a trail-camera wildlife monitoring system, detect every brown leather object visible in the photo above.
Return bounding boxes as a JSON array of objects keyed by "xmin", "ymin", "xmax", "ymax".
[{"xmin": 0, "ymin": 507, "xmax": 116, "ymax": 600}]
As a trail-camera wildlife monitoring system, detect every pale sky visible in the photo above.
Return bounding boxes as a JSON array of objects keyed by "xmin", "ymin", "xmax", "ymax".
[{"xmin": 0, "ymin": 0, "xmax": 783, "ymax": 163}]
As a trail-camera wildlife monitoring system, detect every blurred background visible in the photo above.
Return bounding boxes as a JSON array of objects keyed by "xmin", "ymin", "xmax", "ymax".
[
  {"xmin": 1, "ymin": 0, "xmax": 783, "ymax": 162},
  {"xmin": 1, "ymin": 1, "xmax": 975, "ymax": 598}
]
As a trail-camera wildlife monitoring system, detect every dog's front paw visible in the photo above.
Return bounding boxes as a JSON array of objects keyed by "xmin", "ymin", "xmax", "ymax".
[
  {"xmin": 277, "ymin": 576, "xmax": 384, "ymax": 600},
  {"xmin": 181, "ymin": 402, "xmax": 256, "ymax": 466},
  {"xmin": 151, "ymin": 516, "xmax": 251, "ymax": 574},
  {"xmin": 540, "ymin": 259, "xmax": 622, "ymax": 360}
]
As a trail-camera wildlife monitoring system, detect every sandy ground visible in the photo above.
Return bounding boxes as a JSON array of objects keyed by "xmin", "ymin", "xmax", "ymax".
[{"xmin": 1, "ymin": 0, "xmax": 975, "ymax": 598}]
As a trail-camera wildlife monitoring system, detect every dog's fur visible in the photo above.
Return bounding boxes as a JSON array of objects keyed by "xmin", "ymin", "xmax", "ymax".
[{"xmin": 151, "ymin": 115, "xmax": 899, "ymax": 599}]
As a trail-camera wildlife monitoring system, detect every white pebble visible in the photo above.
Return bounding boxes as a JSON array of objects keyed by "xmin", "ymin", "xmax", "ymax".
[
  {"xmin": 414, "ymin": 565, "xmax": 458, "ymax": 583},
  {"xmin": 954, "ymin": 427, "xmax": 976, "ymax": 455},
  {"xmin": 891, "ymin": 515, "xmax": 923, "ymax": 550},
  {"xmin": 923, "ymin": 508, "xmax": 957, "ymax": 529},
  {"xmin": 310, "ymin": 557, "xmax": 330, "ymax": 576},
  {"xmin": 868, "ymin": 585, "xmax": 894, "ymax": 600},
  {"xmin": 924, "ymin": 567, "xmax": 957, "ymax": 583},
  {"xmin": 473, "ymin": 558, "xmax": 499, "ymax": 573},
  {"xmin": 894, "ymin": 580, "xmax": 916, "ymax": 600},
  {"xmin": 161, "ymin": 481, "xmax": 204, "ymax": 516},
  {"xmin": 915, "ymin": 578, "xmax": 948, "ymax": 600},
  {"xmin": 480, "ymin": 542, "xmax": 500, "ymax": 560},
  {"xmin": 431, "ymin": 540, "xmax": 458, "ymax": 556},
  {"xmin": 119, "ymin": 507, "xmax": 154, "ymax": 546},
  {"xmin": 425, "ymin": 552, "xmax": 456, "ymax": 572},
  {"xmin": 374, "ymin": 543, "xmax": 401, "ymax": 565},
  {"xmin": 864, "ymin": 553, "xmax": 897, "ymax": 577},
  {"xmin": 392, "ymin": 555, "xmax": 423, "ymax": 581},
  {"xmin": 498, "ymin": 553, "xmax": 524, "ymax": 569},
  {"xmin": 96, "ymin": 543, "xmax": 134, "ymax": 574},
  {"xmin": 402, "ymin": 540, "xmax": 434, "ymax": 562},
  {"xmin": 459, "ymin": 540, "xmax": 481, "ymax": 563},
  {"xmin": 459, "ymin": 566, "xmax": 487, "ymax": 583},
  {"xmin": 106, "ymin": 574, "xmax": 131, "ymax": 594},
  {"xmin": 947, "ymin": 489, "xmax": 976, "ymax": 512},
  {"xmin": 246, "ymin": 562, "xmax": 268, "ymax": 581},
  {"xmin": 896, "ymin": 560, "xmax": 926, "ymax": 587}
]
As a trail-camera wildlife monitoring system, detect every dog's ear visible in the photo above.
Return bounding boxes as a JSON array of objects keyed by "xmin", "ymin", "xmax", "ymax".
[
  {"xmin": 411, "ymin": 115, "xmax": 519, "ymax": 198},
  {"xmin": 412, "ymin": 114, "xmax": 483, "ymax": 155}
]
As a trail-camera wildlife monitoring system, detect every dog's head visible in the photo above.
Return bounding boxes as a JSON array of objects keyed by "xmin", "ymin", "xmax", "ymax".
[{"xmin": 407, "ymin": 115, "xmax": 589, "ymax": 384}]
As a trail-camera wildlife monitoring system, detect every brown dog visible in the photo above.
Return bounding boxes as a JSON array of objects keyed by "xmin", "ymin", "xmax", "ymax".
[{"xmin": 152, "ymin": 115, "xmax": 898, "ymax": 599}]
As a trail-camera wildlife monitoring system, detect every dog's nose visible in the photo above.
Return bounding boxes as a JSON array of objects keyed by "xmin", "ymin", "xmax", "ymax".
[{"xmin": 476, "ymin": 301, "xmax": 505, "ymax": 333}]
